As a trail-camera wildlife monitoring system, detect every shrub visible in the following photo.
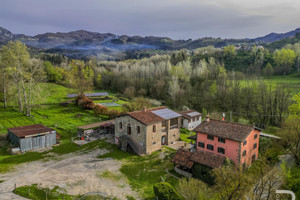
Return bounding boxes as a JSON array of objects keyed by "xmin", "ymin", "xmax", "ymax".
[
  {"xmin": 153, "ymin": 182, "xmax": 182, "ymax": 200},
  {"xmin": 75, "ymin": 94, "xmax": 95, "ymax": 110},
  {"xmin": 75, "ymin": 94, "xmax": 88, "ymax": 105},
  {"xmin": 106, "ymin": 109, "xmax": 121, "ymax": 119},
  {"xmin": 82, "ymin": 99, "xmax": 95, "ymax": 110},
  {"xmin": 191, "ymin": 163, "xmax": 215, "ymax": 185},
  {"xmin": 93, "ymin": 104, "xmax": 108, "ymax": 115}
]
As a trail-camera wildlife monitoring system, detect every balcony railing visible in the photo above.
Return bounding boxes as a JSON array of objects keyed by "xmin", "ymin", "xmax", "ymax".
[{"xmin": 170, "ymin": 124, "xmax": 178, "ymax": 129}]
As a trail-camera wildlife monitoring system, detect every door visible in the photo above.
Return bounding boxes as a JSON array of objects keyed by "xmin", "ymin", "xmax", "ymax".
[
  {"xmin": 127, "ymin": 124, "xmax": 131, "ymax": 135},
  {"xmin": 161, "ymin": 136, "xmax": 166, "ymax": 145}
]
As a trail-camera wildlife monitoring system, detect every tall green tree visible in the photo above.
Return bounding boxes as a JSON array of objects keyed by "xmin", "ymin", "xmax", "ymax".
[
  {"xmin": 1, "ymin": 41, "xmax": 30, "ymax": 113},
  {"xmin": 273, "ymin": 48, "xmax": 296, "ymax": 75}
]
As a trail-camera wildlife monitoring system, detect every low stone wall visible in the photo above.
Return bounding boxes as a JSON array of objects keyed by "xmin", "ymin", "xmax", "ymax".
[{"xmin": 174, "ymin": 166, "xmax": 192, "ymax": 178}]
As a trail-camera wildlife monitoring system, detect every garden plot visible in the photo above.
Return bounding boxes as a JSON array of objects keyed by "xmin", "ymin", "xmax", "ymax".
[{"xmin": 98, "ymin": 102, "xmax": 121, "ymax": 107}]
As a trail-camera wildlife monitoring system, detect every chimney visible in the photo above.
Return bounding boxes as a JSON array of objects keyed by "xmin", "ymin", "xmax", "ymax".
[
  {"xmin": 205, "ymin": 115, "xmax": 210, "ymax": 122},
  {"xmin": 143, "ymin": 106, "xmax": 147, "ymax": 112}
]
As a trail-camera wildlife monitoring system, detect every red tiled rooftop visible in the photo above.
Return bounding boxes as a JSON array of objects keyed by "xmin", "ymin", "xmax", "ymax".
[
  {"xmin": 8, "ymin": 124, "xmax": 55, "ymax": 138},
  {"xmin": 190, "ymin": 149, "xmax": 226, "ymax": 168},
  {"xmin": 171, "ymin": 148, "xmax": 194, "ymax": 169},
  {"xmin": 193, "ymin": 119, "xmax": 254, "ymax": 142},
  {"xmin": 126, "ymin": 106, "xmax": 166, "ymax": 125}
]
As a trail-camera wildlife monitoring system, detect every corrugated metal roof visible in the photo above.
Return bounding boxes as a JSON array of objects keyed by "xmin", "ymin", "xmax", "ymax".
[
  {"xmin": 179, "ymin": 110, "xmax": 202, "ymax": 119},
  {"xmin": 151, "ymin": 108, "xmax": 181, "ymax": 120},
  {"xmin": 187, "ymin": 111, "xmax": 201, "ymax": 117},
  {"xmin": 8, "ymin": 124, "xmax": 55, "ymax": 138},
  {"xmin": 67, "ymin": 92, "xmax": 108, "ymax": 98}
]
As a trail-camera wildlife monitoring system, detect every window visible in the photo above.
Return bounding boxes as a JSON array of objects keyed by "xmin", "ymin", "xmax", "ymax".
[
  {"xmin": 217, "ymin": 147, "xmax": 225, "ymax": 154},
  {"xmin": 207, "ymin": 135, "xmax": 214, "ymax": 140},
  {"xmin": 242, "ymin": 150, "xmax": 247, "ymax": 157},
  {"xmin": 119, "ymin": 122, "xmax": 123, "ymax": 129},
  {"xmin": 243, "ymin": 140, "xmax": 247, "ymax": 146},
  {"xmin": 252, "ymin": 154, "xmax": 256, "ymax": 162},
  {"xmin": 137, "ymin": 126, "xmax": 140, "ymax": 134},
  {"xmin": 188, "ymin": 119, "xmax": 191, "ymax": 123},
  {"xmin": 253, "ymin": 143, "xmax": 257, "ymax": 149},
  {"xmin": 198, "ymin": 142, "xmax": 205, "ymax": 148},
  {"xmin": 153, "ymin": 125, "xmax": 156, "ymax": 132},
  {"xmin": 254, "ymin": 134, "xmax": 258, "ymax": 139},
  {"xmin": 170, "ymin": 118, "xmax": 178, "ymax": 129},
  {"xmin": 218, "ymin": 137, "xmax": 225, "ymax": 143},
  {"xmin": 207, "ymin": 144, "xmax": 214, "ymax": 151}
]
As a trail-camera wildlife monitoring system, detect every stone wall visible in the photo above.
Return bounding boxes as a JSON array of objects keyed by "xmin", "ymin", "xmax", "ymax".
[
  {"xmin": 115, "ymin": 115, "xmax": 181, "ymax": 155},
  {"xmin": 115, "ymin": 115, "xmax": 147, "ymax": 154},
  {"xmin": 174, "ymin": 166, "xmax": 192, "ymax": 178}
]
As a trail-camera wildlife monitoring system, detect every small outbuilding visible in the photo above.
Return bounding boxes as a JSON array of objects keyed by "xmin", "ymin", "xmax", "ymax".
[
  {"xmin": 7, "ymin": 124, "xmax": 57, "ymax": 152},
  {"xmin": 77, "ymin": 119, "xmax": 115, "ymax": 138}
]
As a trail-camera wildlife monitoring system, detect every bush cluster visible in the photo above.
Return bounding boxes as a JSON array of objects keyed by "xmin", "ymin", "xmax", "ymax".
[
  {"xmin": 75, "ymin": 94, "xmax": 95, "ymax": 110},
  {"xmin": 153, "ymin": 182, "xmax": 182, "ymax": 200}
]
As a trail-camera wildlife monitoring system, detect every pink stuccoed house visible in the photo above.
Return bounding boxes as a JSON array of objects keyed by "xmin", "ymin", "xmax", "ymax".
[{"xmin": 191, "ymin": 116, "xmax": 261, "ymax": 167}]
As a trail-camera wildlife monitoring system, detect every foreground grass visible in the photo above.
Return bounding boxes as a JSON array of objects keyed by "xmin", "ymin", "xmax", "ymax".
[
  {"xmin": 14, "ymin": 184, "xmax": 115, "ymax": 200},
  {"xmin": 99, "ymin": 146, "xmax": 178, "ymax": 199},
  {"xmin": 120, "ymin": 149, "xmax": 179, "ymax": 199},
  {"xmin": 14, "ymin": 184, "xmax": 76, "ymax": 200}
]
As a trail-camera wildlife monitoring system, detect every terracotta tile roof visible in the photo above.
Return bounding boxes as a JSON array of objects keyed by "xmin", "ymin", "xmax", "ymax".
[
  {"xmin": 190, "ymin": 150, "xmax": 226, "ymax": 168},
  {"xmin": 127, "ymin": 106, "xmax": 174, "ymax": 125},
  {"xmin": 179, "ymin": 110, "xmax": 202, "ymax": 119},
  {"xmin": 193, "ymin": 119, "xmax": 254, "ymax": 142},
  {"xmin": 8, "ymin": 124, "xmax": 55, "ymax": 138},
  {"xmin": 171, "ymin": 148, "xmax": 194, "ymax": 169}
]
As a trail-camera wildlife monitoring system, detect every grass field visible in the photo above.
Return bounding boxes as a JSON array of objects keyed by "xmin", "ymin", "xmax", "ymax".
[
  {"xmin": 0, "ymin": 83, "xmax": 127, "ymax": 174},
  {"xmin": 99, "ymin": 145, "xmax": 179, "ymax": 199},
  {"xmin": 263, "ymin": 73, "xmax": 300, "ymax": 95}
]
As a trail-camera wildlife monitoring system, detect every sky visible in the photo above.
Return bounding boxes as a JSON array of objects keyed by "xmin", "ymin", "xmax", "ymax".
[{"xmin": 1, "ymin": 0, "xmax": 300, "ymax": 40}]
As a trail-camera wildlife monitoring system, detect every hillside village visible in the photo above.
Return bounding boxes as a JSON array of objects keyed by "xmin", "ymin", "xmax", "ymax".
[{"xmin": 0, "ymin": 90, "xmax": 290, "ymax": 200}]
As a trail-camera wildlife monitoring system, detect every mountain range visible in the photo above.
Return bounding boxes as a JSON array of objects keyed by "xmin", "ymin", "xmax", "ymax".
[{"xmin": 1, "ymin": 26, "xmax": 300, "ymax": 59}]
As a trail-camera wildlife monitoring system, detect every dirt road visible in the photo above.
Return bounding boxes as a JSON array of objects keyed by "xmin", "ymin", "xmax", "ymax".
[{"xmin": 0, "ymin": 148, "xmax": 139, "ymax": 200}]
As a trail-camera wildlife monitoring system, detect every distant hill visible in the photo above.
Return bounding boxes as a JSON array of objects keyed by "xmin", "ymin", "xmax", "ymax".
[
  {"xmin": 0, "ymin": 26, "xmax": 299, "ymax": 59},
  {"xmin": 254, "ymin": 28, "xmax": 300, "ymax": 42}
]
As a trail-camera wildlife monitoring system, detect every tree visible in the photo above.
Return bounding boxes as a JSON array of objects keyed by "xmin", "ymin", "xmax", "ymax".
[
  {"xmin": 212, "ymin": 164, "xmax": 252, "ymax": 200},
  {"xmin": 23, "ymin": 58, "xmax": 45, "ymax": 116},
  {"xmin": 177, "ymin": 178, "xmax": 210, "ymax": 200},
  {"xmin": 153, "ymin": 182, "xmax": 182, "ymax": 200},
  {"xmin": 69, "ymin": 60, "xmax": 94, "ymax": 94},
  {"xmin": 273, "ymin": 48, "xmax": 296, "ymax": 75},
  {"xmin": 247, "ymin": 159, "xmax": 281, "ymax": 200},
  {"xmin": 1, "ymin": 41, "xmax": 30, "ymax": 113},
  {"xmin": 289, "ymin": 92, "xmax": 300, "ymax": 116},
  {"xmin": 279, "ymin": 118, "xmax": 300, "ymax": 165},
  {"xmin": 0, "ymin": 51, "xmax": 11, "ymax": 108},
  {"xmin": 43, "ymin": 61, "xmax": 62, "ymax": 83},
  {"xmin": 122, "ymin": 97, "xmax": 152, "ymax": 112},
  {"xmin": 263, "ymin": 63, "xmax": 274, "ymax": 76},
  {"xmin": 223, "ymin": 45, "xmax": 237, "ymax": 57}
]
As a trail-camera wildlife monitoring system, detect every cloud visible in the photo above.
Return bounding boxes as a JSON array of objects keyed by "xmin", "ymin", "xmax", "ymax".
[{"xmin": 0, "ymin": 0, "xmax": 299, "ymax": 39}]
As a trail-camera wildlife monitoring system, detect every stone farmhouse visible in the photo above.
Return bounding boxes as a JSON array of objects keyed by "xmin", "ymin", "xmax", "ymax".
[
  {"xmin": 179, "ymin": 110, "xmax": 202, "ymax": 130},
  {"xmin": 114, "ymin": 107, "xmax": 182, "ymax": 155}
]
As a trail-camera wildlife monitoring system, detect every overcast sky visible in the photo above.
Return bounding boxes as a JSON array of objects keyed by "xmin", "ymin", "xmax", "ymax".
[{"xmin": 1, "ymin": 0, "xmax": 300, "ymax": 39}]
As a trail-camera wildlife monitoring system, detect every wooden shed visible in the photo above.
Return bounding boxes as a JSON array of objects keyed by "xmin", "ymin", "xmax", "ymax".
[
  {"xmin": 7, "ymin": 124, "xmax": 57, "ymax": 152},
  {"xmin": 77, "ymin": 120, "xmax": 115, "ymax": 138}
]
